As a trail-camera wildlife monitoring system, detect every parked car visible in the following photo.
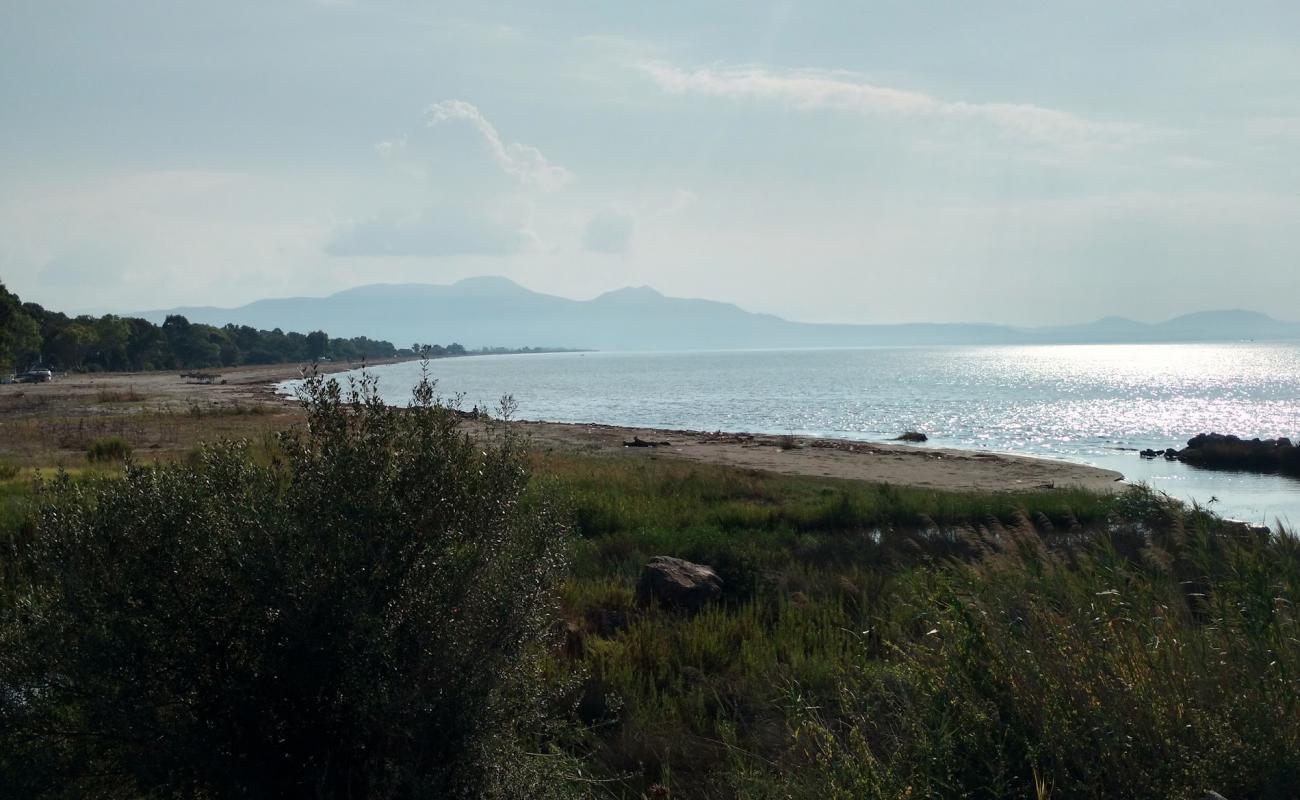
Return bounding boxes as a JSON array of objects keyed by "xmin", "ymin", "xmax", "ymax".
[{"xmin": 17, "ymin": 368, "xmax": 53, "ymax": 383}]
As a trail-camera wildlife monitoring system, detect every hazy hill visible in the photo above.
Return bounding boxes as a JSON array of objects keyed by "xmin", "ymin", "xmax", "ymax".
[{"xmin": 141, "ymin": 277, "xmax": 1300, "ymax": 351}]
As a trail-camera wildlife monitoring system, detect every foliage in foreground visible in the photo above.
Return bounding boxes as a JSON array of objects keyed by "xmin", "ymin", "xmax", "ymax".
[
  {"xmin": 3, "ymin": 390, "xmax": 1299, "ymax": 799},
  {"xmin": 0, "ymin": 371, "xmax": 570, "ymax": 798},
  {"xmin": 547, "ymin": 455, "xmax": 1300, "ymax": 799}
]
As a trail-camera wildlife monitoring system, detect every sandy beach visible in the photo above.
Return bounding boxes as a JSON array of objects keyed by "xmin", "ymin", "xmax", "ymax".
[
  {"xmin": 0, "ymin": 362, "xmax": 1123, "ymax": 492},
  {"xmin": 512, "ymin": 420, "xmax": 1123, "ymax": 493}
]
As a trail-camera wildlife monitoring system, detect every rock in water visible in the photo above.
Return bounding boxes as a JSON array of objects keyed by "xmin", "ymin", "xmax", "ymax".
[
  {"xmin": 895, "ymin": 431, "xmax": 928, "ymax": 443},
  {"xmin": 636, "ymin": 556, "xmax": 723, "ymax": 612},
  {"xmin": 1140, "ymin": 433, "xmax": 1300, "ymax": 476}
]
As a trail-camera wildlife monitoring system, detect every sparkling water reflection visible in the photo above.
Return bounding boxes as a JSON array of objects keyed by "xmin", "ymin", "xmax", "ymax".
[{"xmin": 285, "ymin": 343, "xmax": 1300, "ymax": 525}]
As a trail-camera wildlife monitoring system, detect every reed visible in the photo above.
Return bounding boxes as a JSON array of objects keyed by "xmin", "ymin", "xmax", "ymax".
[{"xmin": 544, "ymin": 452, "xmax": 1300, "ymax": 798}]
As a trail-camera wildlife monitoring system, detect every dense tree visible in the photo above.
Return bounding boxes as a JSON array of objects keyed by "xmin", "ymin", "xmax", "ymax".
[
  {"xmin": 45, "ymin": 320, "xmax": 96, "ymax": 369},
  {"xmin": 0, "ymin": 285, "xmax": 421, "ymax": 373},
  {"xmin": 88, "ymin": 315, "xmax": 132, "ymax": 371},
  {"xmin": 0, "ymin": 283, "xmax": 42, "ymax": 371},
  {"xmin": 125, "ymin": 317, "xmax": 170, "ymax": 370},
  {"xmin": 0, "ymin": 283, "xmax": 534, "ymax": 375}
]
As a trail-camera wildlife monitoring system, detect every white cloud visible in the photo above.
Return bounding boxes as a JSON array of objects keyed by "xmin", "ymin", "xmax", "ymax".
[
  {"xmin": 424, "ymin": 100, "xmax": 572, "ymax": 191},
  {"xmin": 641, "ymin": 62, "xmax": 1147, "ymax": 150},
  {"xmin": 330, "ymin": 102, "xmax": 572, "ymax": 258}
]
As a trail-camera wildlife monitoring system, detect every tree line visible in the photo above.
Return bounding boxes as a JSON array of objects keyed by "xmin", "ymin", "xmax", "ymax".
[{"xmin": 1, "ymin": 281, "xmax": 413, "ymax": 373}]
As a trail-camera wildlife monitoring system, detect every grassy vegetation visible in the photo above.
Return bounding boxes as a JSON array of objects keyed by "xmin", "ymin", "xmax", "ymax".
[
  {"xmin": 0, "ymin": 404, "xmax": 298, "ymax": 467},
  {"xmin": 85, "ymin": 435, "xmax": 133, "ymax": 462},
  {"xmin": 2, "ymin": 408, "xmax": 1298, "ymax": 798},
  {"xmin": 543, "ymin": 453, "xmax": 1300, "ymax": 798},
  {"xmin": 95, "ymin": 386, "xmax": 143, "ymax": 403}
]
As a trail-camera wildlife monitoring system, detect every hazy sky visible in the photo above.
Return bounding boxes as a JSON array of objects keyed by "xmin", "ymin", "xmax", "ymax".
[{"xmin": 2, "ymin": 1, "xmax": 1298, "ymax": 325}]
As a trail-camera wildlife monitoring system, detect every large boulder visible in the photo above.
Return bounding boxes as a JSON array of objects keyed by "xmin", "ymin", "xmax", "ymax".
[
  {"xmin": 1159, "ymin": 432, "xmax": 1300, "ymax": 476},
  {"xmin": 635, "ymin": 556, "xmax": 723, "ymax": 612}
]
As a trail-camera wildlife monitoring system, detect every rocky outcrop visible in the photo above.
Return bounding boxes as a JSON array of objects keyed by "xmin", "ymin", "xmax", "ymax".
[
  {"xmin": 635, "ymin": 556, "xmax": 723, "ymax": 612},
  {"xmin": 1142, "ymin": 433, "xmax": 1300, "ymax": 476}
]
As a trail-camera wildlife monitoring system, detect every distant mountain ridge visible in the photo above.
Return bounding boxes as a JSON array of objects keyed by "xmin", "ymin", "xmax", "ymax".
[{"xmin": 139, "ymin": 277, "xmax": 1300, "ymax": 351}]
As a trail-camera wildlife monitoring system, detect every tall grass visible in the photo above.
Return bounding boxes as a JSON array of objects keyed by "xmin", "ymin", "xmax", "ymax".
[
  {"xmin": 541, "ymin": 452, "xmax": 1300, "ymax": 798},
  {"xmin": 95, "ymin": 386, "xmax": 142, "ymax": 403},
  {"xmin": 85, "ymin": 435, "xmax": 132, "ymax": 462}
]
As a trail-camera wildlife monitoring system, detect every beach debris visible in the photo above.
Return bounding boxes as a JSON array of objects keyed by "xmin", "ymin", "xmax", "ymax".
[
  {"xmin": 179, "ymin": 371, "xmax": 221, "ymax": 384},
  {"xmin": 624, "ymin": 436, "xmax": 671, "ymax": 448},
  {"xmin": 635, "ymin": 556, "xmax": 723, "ymax": 612},
  {"xmin": 895, "ymin": 431, "xmax": 928, "ymax": 442}
]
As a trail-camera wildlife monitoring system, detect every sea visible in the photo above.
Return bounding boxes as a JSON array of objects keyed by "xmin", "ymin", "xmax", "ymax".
[{"xmin": 279, "ymin": 343, "xmax": 1300, "ymax": 526}]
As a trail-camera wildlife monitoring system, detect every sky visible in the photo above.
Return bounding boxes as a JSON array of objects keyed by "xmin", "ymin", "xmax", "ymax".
[{"xmin": 1, "ymin": 0, "xmax": 1298, "ymax": 326}]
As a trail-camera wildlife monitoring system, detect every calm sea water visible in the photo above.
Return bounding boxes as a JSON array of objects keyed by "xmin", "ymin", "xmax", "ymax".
[{"xmin": 282, "ymin": 343, "xmax": 1300, "ymax": 525}]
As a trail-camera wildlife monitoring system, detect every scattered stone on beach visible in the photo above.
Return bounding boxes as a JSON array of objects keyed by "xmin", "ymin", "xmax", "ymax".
[
  {"xmin": 635, "ymin": 556, "xmax": 723, "ymax": 612},
  {"xmin": 895, "ymin": 431, "xmax": 928, "ymax": 443}
]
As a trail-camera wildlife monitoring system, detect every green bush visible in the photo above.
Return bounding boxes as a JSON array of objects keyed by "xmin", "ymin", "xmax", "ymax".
[
  {"xmin": 85, "ymin": 435, "xmax": 133, "ymax": 462},
  {"xmin": 0, "ymin": 460, "xmax": 18, "ymax": 480},
  {"xmin": 0, "ymin": 371, "xmax": 571, "ymax": 798}
]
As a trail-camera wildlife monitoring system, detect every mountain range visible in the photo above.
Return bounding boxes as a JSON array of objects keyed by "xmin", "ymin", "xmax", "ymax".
[{"xmin": 141, "ymin": 277, "xmax": 1300, "ymax": 351}]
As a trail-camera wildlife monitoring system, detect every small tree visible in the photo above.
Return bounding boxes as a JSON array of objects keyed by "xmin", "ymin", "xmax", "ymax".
[{"xmin": 0, "ymin": 370, "xmax": 570, "ymax": 798}]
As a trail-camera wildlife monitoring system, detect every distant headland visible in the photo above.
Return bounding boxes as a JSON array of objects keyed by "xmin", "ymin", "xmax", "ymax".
[{"xmin": 136, "ymin": 276, "xmax": 1300, "ymax": 353}]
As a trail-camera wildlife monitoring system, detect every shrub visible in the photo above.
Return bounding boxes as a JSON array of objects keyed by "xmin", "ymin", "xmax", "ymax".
[
  {"xmin": 95, "ymin": 386, "xmax": 142, "ymax": 403},
  {"xmin": 0, "ymin": 460, "xmax": 18, "ymax": 480},
  {"xmin": 85, "ymin": 435, "xmax": 132, "ymax": 462},
  {"xmin": 0, "ymin": 370, "xmax": 571, "ymax": 798}
]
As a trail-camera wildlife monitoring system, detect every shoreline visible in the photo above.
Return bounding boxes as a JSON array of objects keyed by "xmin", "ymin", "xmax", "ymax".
[
  {"xmin": 2, "ymin": 361, "xmax": 1123, "ymax": 493},
  {"xmin": 267, "ymin": 367, "xmax": 1124, "ymax": 492},
  {"xmin": 271, "ymin": 369, "xmax": 1124, "ymax": 493},
  {"xmin": 499, "ymin": 418, "xmax": 1125, "ymax": 493}
]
